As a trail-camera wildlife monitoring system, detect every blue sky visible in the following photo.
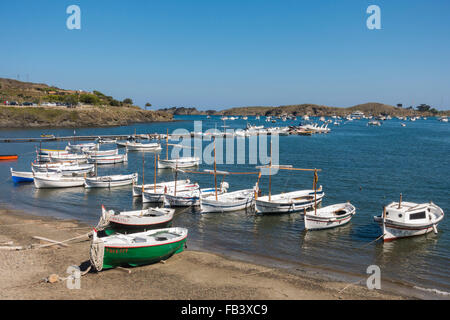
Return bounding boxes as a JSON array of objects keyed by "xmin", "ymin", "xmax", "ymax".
[{"xmin": 0, "ymin": 0, "xmax": 449, "ymax": 110}]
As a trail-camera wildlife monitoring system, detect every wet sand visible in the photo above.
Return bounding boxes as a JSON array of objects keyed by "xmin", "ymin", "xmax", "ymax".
[{"xmin": 0, "ymin": 208, "xmax": 408, "ymax": 300}]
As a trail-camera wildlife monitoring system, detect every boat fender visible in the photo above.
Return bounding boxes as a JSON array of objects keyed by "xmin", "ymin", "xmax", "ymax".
[{"xmin": 432, "ymin": 224, "xmax": 438, "ymax": 234}]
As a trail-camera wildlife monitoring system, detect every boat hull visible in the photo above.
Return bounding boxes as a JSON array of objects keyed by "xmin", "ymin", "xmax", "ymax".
[
  {"xmin": 34, "ymin": 176, "xmax": 85, "ymax": 188},
  {"xmin": 200, "ymin": 190, "xmax": 255, "ymax": 213},
  {"xmin": 85, "ymin": 174, "xmax": 138, "ymax": 188},
  {"xmin": 11, "ymin": 169, "xmax": 34, "ymax": 183},
  {"xmin": 157, "ymin": 158, "xmax": 200, "ymax": 169},
  {"xmin": 304, "ymin": 203, "xmax": 356, "ymax": 230},
  {"xmin": 374, "ymin": 216, "xmax": 441, "ymax": 241},
  {"xmin": 101, "ymin": 234, "xmax": 187, "ymax": 269},
  {"xmin": 132, "ymin": 180, "xmax": 191, "ymax": 197},
  {"xmin": 256, "ymin": 191, "xmax": 324, "ymax": 214},
  {"xmin": 164, "ymin": 193, "xmax": 200, "ymax": 207},
  {"xmin": 0, "ymin": 155, "xmax": 18, "ymax": 161}
]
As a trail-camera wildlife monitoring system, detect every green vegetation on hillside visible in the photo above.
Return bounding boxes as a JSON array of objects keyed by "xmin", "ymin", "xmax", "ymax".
[{"xmin": 0, "ymin": 78, "xmax": 136, "ymax": 108}]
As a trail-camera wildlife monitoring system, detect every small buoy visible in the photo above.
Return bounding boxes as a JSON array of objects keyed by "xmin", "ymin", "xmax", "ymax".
[{"xmin": 359, "ymin": 186, "xmax": 362, "ymax": 191}]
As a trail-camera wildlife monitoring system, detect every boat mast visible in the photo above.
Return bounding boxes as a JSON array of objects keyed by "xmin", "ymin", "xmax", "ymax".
[
  {"xmin": 166, "ymin": 128, "xmax": 169, "ymax": 160},
  {"xmin": 314, "ymin": 169, "xmax": 317, "ymax": 215},
  {"xmin": 142, "ymin": 152, "xmax": 145, "ymax": 193},
  {"xmin": 214, "ymin": 137, "xmax": 218, "ymax": 200},
  {"xmin": 398, "ymin": 193, "xmax": 402, "ymax": 209},
  {"xmin": 154, "ymin": 154, "xmax": 157, "ymax": 192},
  {"xmin": 174, "ymin": 162, "xmax": 178, "ymax": 196},
  {"xmin": 269, "ymin": 139, "xmax": 272, "ymax": 202}
]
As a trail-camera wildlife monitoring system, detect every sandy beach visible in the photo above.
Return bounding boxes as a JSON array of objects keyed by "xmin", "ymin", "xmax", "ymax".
[{"xmin": 0, "ymin": 208, "xmax": 410, "ymax": 300}]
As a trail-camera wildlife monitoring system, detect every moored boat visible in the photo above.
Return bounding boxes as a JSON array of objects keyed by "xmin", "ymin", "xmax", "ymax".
[
  {"xmin": 87, "ymin": 153, "xmax": 128, "ymax": 164},
  {"xmin": 10, "ymin": 168, "xmax": 34, "ymax": 183},
  {"xmin": 256, "ymin": 187, "xmax": 324, "ymax": 214},
  {"xmin": 373, "ymin": 195, "xmax": 445, "ymax": 241},
  {"xmin": 142, "ymin": 183, "xmax": 199, "ymax": 203},
  {"xmin": 84, "ymin": 148, "xmax": 119, "ymax": 157},
  {"xmin": 304, "ymin": 202, "xmax": 356, "ymax": 230},
  {"xmin": 157, "ymin": 157, "xmax": 200, "ymax": 169},
  {"xmin": 126, "ymin": 142, "xmax": 162, "ymax": 152},
  {"xmin": 84, "ymin": 173, "xmax": 138, "ymax": 188},
  {"xmin": 33, "ymin": 174, "xmax": 85, "ymax": 189},
  {"xmin": 66, "ymin": 142, "xmax": 98, "ymax": 152},
  {"xmin": 0, "ymin": 155, "xmax": 18, "ymax": 161},
  {"xmin": 90, "ymin": 227, "xmax": 188, "ymax": 271},
  {"xmin": 32, "ymin": 162, "xmax": 94, "ymax": 176},
  {"xmin": 98, "ymin": 205, "xmax": 175, "ymax": 234},
  {"xmin": 200, "ymin": 188, "xmax": 256, "ymax": 213},
  {"xmin": 132, "ymin": 179, "xmax": 191, "ymax": 197},
  {"xmin": 50, "ymin": 153, "xmax": 88, "ymax": 163}
]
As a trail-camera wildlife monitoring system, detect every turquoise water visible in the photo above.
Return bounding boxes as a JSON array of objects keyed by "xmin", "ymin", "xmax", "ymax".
[{"xmin": 0, "ymin": 115, "xmax": 449, "ymax": 297}]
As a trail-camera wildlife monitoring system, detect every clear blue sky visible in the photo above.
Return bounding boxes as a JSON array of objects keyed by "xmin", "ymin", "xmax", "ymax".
[{"xmin": 0, "ymin": 0, "xmax": 449, "ymax": 110}]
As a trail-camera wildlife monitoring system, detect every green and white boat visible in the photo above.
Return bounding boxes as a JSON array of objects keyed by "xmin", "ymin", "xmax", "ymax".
[{"xmin": 90, "ymin": 227, "xmax": 188, "ymax": 271}]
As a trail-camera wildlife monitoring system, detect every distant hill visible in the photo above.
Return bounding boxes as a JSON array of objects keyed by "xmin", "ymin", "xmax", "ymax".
[
  {"xmin": 0, "ymin": 78, "xmax": 173, "ymax": 128},
  {"xmin": 159, "ymin": 107, "xmax": 217, "ymax": 115},
  {"xmin": 161, "ymin": 102, "xmax": 449, "ymax": 117},
  {"xmin": 1, "ymin": 78, "xmax": 132, "ymax": 107},
  {"xmin": 219, "ymin": 102, "xmax": 446, "ymax": 117}
]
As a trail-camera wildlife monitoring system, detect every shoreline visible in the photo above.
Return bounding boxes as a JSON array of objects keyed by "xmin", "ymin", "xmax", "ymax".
[{"xmin": 0, "ymin": 207, "xmax": 415, "ymax": 300}]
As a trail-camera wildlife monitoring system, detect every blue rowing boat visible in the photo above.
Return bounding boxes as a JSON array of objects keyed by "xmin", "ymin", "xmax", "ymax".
[{"xmin": 10, "ymin": 168, "xmax": 34, "ymax": 183}]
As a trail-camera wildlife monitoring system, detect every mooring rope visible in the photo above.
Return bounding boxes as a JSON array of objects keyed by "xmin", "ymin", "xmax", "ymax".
[{"xmin": 89, "ymin": 237, "xmax": 104, "ymax": 272}]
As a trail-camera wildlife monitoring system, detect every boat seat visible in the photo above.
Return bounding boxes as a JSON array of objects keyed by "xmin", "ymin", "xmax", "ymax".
[{"xmin": 154, "ymin": 232, "xmax": 178, "ymax": 241}]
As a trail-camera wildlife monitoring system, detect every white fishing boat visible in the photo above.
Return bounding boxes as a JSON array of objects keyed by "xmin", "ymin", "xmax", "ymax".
[
  {"xmin": 197, "ymin": 140, "xmax": 259, "ymax": 213},
  {"xmin": 158, "ymin": 131, "xmax": 200, "ymax": 169},
  {"xmin": 200, "ymin": 188, "xmax": 255, "ymax": 213},
  {"xmin": 143, "ymin": 183, "xmax": 199, "ymax": 203},
  {"xmin": 126, "ymin": 142, "xmax": 162, "ymax": 152},
  {"xmin": 84, "ymin": 173, "xmax": 138, "ymax": 188},
  {"xmin": 50, "ymin": 153, "xmax": 88, "ymax": 163},
  {"xmin": 163, "ymin": 183, "xmax": 228, "ymax": 207},
  {"xmin": 66, "ymin": 142, "xmax": 98, "ymax": 152},
  {"xmin": 32, "ymin": 161, "xmax": 75, "ymax": 172},
  {"xmin": 98, "ymin": 205, "xmax": 175, "ymax": 232},
  {"xmin": 133, "ymin": 179, "xmax": 191, "ymax": 197},
  {"xmin": 33, "ymin": 163, "xmax": 94, "ymax": 176},
  {"xmin": 304, "ymin": 202, "xmax": 356, "ymax": 230},
  {"xmin": 116, "ymin": 141, "xmax": 129, "ymax": 148},
  {"xmin": 373, "ymin": 195, "xmax": 445, "ymax": 242},
  {"xmin": 158, "ymin": 157, "xmax": 200, "ymax": 169},
  {"xmin": 255, "ymin": 145, "xmax": 324, "ymax": 214},
  {"xmin": 256, "ymin": 187, "xmax": 324, "ymax": 213},
  {"xmin": 368, "ymin": 120, "xmax": 381, "ymax": 126},
  {"xmin": 96, "ymin": 137, "xmax": 117, "ymax": 144},
  {"xmin": 84, "ymin": 148, "xmax": 119, "ymax": 156},
  {"xmin": 36, "ymin": 149, "xmax": 69, "ymax": 162},
  {"xmin": 87, "ymin": 153, "xmax": 128, "ymax": 164},
  {"xmin": 33, "ymin": 174, "xmax": 85, "ymax": 189},
  {"xmin": 163, "ymin": 188, "xmax": 201, "ymax": 207}
]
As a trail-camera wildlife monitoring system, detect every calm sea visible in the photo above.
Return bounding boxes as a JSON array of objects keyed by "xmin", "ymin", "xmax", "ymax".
[{"xmin": 0, "ymin": 115, "xmax": 449, "ymax": 298}]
